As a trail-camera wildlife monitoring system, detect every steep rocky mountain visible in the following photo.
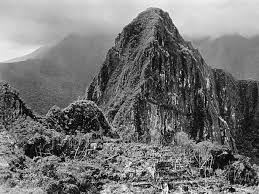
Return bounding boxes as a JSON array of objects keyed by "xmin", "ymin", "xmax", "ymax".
[
  {"xmin": 192, "ymin": 35, "xmax": 259, "ymax": 80},
  {"xmin": 0, "ymin": 34, "xmax": 113, "ymax": 114},
  {"xmin": 86, "ymin": 8, "xmax": 259, "ymax": 161},
  {"xmin": 0, "ymin": 82, "xmax": 35, "ymax": 128}
]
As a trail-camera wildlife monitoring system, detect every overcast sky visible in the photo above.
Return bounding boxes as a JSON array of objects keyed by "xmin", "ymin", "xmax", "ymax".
[{"xmin": 1, "ymin": 0, "xmax": 259, "ymax": 61}]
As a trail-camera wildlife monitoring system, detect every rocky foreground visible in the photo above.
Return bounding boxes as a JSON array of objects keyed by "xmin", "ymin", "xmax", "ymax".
[{"xmin": 0, "ymin": 133, "xmax": 258, "ymax": 194}]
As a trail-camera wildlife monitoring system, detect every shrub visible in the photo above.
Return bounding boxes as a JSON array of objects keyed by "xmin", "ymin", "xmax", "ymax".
[
  {"xmin": 9, "ymin": 155, "xmax": 27, "ymax": 171},
  {"xmin": 174, "ymin": 131, "xmax": 195, "ymax": 155},
  {"xmin": 174, "ymin": 131, "xmax": 191, "ymax": 146},
  {"xmin": 62, "ymin": 184, "xmax": 80, "ymax": 194},
  {"xmin": 190, "ymin": 140, "xmax": 237, "ymax": 178},
  {"xmin": 45, "ymin": 181, "xmax": 62, "ymax": 194},
  {"xmin": 35, "ymin": 156, "xmax": 61, "ymax": 179},
  {"xmin": 10, "ymin": 120, "xmax": 60, "ymax": 158},
  {"xmin": 225, "ymin": 157, "xmax": 259, "ymax": 186},
  {"xmin": 9, "ymin": 119, "xmax": 100, "ymax": 159}
]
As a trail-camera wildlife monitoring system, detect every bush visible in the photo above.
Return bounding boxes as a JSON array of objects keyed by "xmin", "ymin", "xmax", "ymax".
[
  {"xmin": 10, "ymin": 120, "xmax": 60, "ymax": 158},
  {"xmin": 45, "ymin": 181, "xmax": 62, "ymax": 194},
  {"xmin": 62, "ymin": 184, "xmax": 80, "ymax": 194},
  {"xmin": 9, "ymin": 155, "xmax": 27, "ymax": 171},
  {"xmin": 10, "ymin": 119, "xmax": 101, "ymax": 159},
  {"xmin": 226, "ymin": 157, "xmax": 259, "ymax": 186},
  {"xmin": 40, "ymin": 157, "xmax": 60, "ymax": 179},
  {"xmin": 173, "ymin": 132, "xmax": 235, "ymax": 173},
  {"xmin": 210, "ymin": 147, "xmax": 236, "ymax": 170},
  {"xmin": 188, "ymin": 140, "xmax": 238, "ymax": 178},
  {"xmin": 174, "ymin": 131, "xmax": 193, "ymax": 146},
  {"xmin": 192, "ymin": 141, "xmax": 218, "ymax": 168}
]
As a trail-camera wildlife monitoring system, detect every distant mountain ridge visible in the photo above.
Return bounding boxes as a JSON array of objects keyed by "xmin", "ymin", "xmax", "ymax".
[
  {"xmin": 0, "ymin": 34, "xmax": 114, "ymax": 114},
  {"xmin": 192, "ymin": 34, "xmax": 259, "ymax": 80},
  {"xmin": 5, "ymin": 46, "xmax": 51, "ymax": 63}
]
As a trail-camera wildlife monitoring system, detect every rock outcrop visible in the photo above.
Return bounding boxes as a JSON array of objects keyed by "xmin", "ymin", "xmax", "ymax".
[
  {"xmin": 86, "ymin": 8, "xmax": 259, "ymax": 161},
  {"xmin": 45, "ymin": 100, "xmax": 115, "ymax": 137},
  {"xmin": 0, "ymin": 82, "xmax": 35, "ymax": 128},
  {"xmin": 213, "ymin": 69, "xmax": 259, "ymax": 161}
]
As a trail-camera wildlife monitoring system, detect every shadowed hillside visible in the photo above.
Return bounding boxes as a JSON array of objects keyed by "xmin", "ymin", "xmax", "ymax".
[
  {"xmin": 192, "ymin": 35, "xmax": 259, "ymax": 80},
  {"xmin": 0, "ymin": 34, "xmax": 113, "ymax": 114}
]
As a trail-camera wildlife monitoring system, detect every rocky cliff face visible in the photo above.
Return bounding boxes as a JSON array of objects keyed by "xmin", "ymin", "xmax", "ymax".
[
  {"xmin": 86, "ymin": 8, "xmax": 259, "ymax": 160},
  {"xmin": 213, "ymin": 69, "xmax": 259, "ymax": 160},
  {"xmin": 0, "ymin": 82, "xmax": 35, "ymax": 128}
]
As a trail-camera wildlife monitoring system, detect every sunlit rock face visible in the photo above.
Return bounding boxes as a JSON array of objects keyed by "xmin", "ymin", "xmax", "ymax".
[{"xmin": 86, "ymin": 8, "xmax": 259, "ymax": 160}]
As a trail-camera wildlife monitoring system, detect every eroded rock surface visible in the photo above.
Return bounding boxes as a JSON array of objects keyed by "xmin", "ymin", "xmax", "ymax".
[
  {"xmin": 45, "ymin": 100, "xmax": 115, "ymax": 137},
  {"xmin": 86, "ymin": 8, "xmax": 259, "ymax": 161}
]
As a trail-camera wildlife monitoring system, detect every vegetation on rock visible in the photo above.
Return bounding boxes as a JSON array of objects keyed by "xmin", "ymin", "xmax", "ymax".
[
  {"xmin": 1, "ymin": 131, "xmax": 258, "ymax": 193},
  {"xmin": 45, "ymin": 100, "xmax": 117, "ymax": 138},
  {"xmin": 0, "ymin": 82, "xmax": 35, "ymax": 129}
]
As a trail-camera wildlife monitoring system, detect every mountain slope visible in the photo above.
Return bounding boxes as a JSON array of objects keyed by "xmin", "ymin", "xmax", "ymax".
[
  {"xmin": 192, "ymin": 35, "xmax": 259, "ymax": 80},
  {"xmin": 0, "ymin": 82, "xmax": 35, "ymax": 128},
  {"xmin": 86, "ymin": 8, "xmax": 259, "ymax": 161},
  {"xmin": 0, "ymin": 34, "xmax": 113, "ymax": 114}
]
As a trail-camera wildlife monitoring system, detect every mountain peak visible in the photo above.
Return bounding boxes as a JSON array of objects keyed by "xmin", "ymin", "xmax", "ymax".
[
  {"xmin": 86, "ymin": 8, "xmax": 258, "ymax": 159},
  {"xmin": 87, "ymin": 8, "xmax": 213, "ymax": 144},
  {"xmin": 115, "ymin": 8, "xmax": 184, "ymax": 53},
  {"xmin": 137, "ymin": 7, "xmax": 171, "ymax": 22}
]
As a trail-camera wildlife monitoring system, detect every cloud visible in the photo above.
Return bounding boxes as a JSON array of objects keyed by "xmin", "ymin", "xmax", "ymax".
[
  {"xmin": 0, "ymin": 40, "xmax": 39, "ymax": 62},
  {"xmin": 1, "ymin": 0, "xmax": 259, "ymax": 60}
]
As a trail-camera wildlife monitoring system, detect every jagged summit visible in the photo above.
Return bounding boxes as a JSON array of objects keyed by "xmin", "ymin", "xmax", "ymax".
[
  {"xmin": 130, "ymin": 7, "xmax": 175, "ymax": 30},
  {"xmin": 87, "ymin": 8, "xmax": 259, "ymax": 162},
  {"xmin": 115, "ymin": 7, "xmax": 185, "ymax": 51}
]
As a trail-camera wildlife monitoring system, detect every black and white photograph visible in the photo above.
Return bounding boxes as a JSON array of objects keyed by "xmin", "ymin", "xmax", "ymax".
[{"xmin": 0, "ymin": 0, "xmax": 259, "ymax": 193}]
